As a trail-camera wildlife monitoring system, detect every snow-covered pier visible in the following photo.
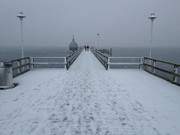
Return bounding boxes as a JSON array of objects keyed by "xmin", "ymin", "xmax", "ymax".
[{"xmin": 0, "ymin": 51, "xmax": 180, "ymax": 135}]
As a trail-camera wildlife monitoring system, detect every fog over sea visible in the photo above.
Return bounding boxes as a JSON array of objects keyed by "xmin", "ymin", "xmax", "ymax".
[
  {"xmin": 0, "ymin": 46, "xmax": 180, "ymax": 64},
  {"xmin": 111, "ymin": 47, "xmax": 180, "ymax": 63}
]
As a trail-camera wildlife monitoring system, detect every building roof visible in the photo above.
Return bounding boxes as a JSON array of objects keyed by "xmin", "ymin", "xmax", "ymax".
[{"xmin": 69, "ymin": 36, "xmax": 78, "ymax": 50}]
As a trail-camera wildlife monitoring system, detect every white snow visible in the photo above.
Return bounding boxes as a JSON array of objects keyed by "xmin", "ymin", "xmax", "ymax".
[{"xmin": 0, "ymin": 51, "xmax": 180, "ymax": 135}]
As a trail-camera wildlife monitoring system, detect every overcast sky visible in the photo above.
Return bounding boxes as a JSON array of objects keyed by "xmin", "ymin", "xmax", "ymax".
[{"xmin": 0, "ymin": 0, "xmax": 180, "ymax": 48}]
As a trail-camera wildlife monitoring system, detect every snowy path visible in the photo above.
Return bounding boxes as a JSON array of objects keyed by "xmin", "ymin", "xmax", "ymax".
[{"xmin": 0, "ymin": 51, "xmax": 180, "ymax": 135}]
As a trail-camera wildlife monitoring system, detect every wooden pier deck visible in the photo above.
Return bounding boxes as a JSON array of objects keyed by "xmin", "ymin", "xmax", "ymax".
[{"xmin": 0, "ymin": 51, "xmax": 180, "ymax": 135}]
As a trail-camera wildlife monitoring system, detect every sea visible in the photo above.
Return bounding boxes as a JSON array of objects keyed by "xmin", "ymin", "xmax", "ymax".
[
  {"xmin": 0, "ymin": 46, "xmax": 69, "ymax": 61},
  {"xmin": 111, "ymin": 47, "xmax": 180, "ymax": 64},
  {"xmin": 0, "ymin": 46, "xmax": 180, "ymax": 64}
]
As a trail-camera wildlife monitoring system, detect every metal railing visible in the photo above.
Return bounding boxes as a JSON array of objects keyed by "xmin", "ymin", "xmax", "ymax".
[
  {"xmin": 6, "ymin": 48, "xmax": 180, "ymax": 86},
  {"xmin": 32, "ymin": 49, "xmax": 82, "ymax": 69},
  {"xmin": 91, "ymin": 48, "xmax": 109, "ymax": 70},
  {"xmin": 92, "ymin": 48, "xmax": 180, "ymax": 86},
  {"xmin": 108, "ymin": 57, "xmax": 143, "ymax": 69},
  {"xmin": 91, "ymin": 48, "xmax": 142, "ymax": 70},
  {"xmin": 143, "ymin": 57, "xmax": 180, "ymax": 85},
  {"xmin": 32, "ymin": 57, "xmax": 66, "ymax": 68},
  {"xmin": 66, "ymin": 48, "xmax": 83, "ymax": 69},
  {"xmin": 7, "ymin": 49, "xmax": 82, "ymax": 78},
  {"xmin": 10, "ymin": 57, "xmax": 31, "ymax": 77}
]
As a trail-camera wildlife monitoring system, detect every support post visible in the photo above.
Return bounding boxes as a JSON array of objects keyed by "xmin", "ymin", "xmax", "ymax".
[
  {"xmin": 142, "ymin": 57, "xmax": 144, "ymax": 69},
  {"xmin": 17, "ymin": 61, "xmax": 21, "ymax": 74},
  {"xmin": 20, "ymin": 59, "xmax": 24, "ymax": 72},
  {"xmin": 107, "ymin": 57, "xmax": 110, "ymax": 70},
  {"xmin": 141, "ymin": 57, "xmax": 145, "ymax": 70},
  {"xmin": 30, "ymin": 57, "xmax": 34, "ymax": 70},
  {"xmin": 174, "ymin": 65, "xmax": 178, "ymax": 83},
  {"xmin": 153, "ymin": 60, "xmax": 156, "ymax": 73},
  {"xmin": 109, "ymin": 48, "xmax": 112, "ymax": 56},
  {"xmin": 64, "ymin": 57, "xmax": 67, "ymax": 70}
]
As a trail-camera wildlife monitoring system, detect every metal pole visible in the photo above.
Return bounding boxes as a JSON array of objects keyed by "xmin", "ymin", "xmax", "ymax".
[
  {"xmin": 107, "ymin": 57, "xmax": 110, "ymax": 70},
  {"xmin": 20, "ymin": 20, "xmax": 24, "ymax": 58},
  {"xmin": 97, "ymin": 33, "xmax": 100, "ymax": 49},
  {"xmin": 148, "ymin": 13, "xmax": 157, "ymax": 58},
  {"xmin": 149, "ymin": 20, "xmax": 153, "ymax": 58},
  {"xmin": 17, "ymin": 12, "xmax": 26, "ymax": 58},
  {"xmin": 174, "ymin": 66, "xmax": 178, "ymax": 83}
]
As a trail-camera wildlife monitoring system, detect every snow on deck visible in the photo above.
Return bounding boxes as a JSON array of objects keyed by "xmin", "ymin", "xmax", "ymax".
[{"xmin": 0, "ymin": 51, "xmax": 180, "ymax": 135}]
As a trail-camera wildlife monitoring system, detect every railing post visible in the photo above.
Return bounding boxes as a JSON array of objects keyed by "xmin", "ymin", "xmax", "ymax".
[
  {"xmin": 25, "ymin": 59, "xmax": 27, "ymax": 71},
  {"xmin": 173, "ymin": 65, "xmax": 178, "ymax": 83},
  {"xmin": 153, "ymin": 60, "xmax": 156, "ymax": 73},
  {"xmin": 150, "ymin": 59, "xmax": 153, "ymax": 73},
  {"xmin": 65, "ymin": 57, "xmax": 67, "ymax": 70},
  {"xmin": 30, "ymin": 57, "xmax": 34, "ymax": 70},
  {"xmin": 143, "ymin": 57, "xmax": 147, "ymax": 71},
  {"xmin": 107, "ymin": 57, "xmax": 110, "ymax": 70},
  {"xmin": 17, "ymin": 61, "xmax": 21, "ymax": 74},
  {"xmin": 139, "ymin": 57, "xmax": 143, "ymax": 69},
  {"xmin": 28, "ymin": 58, "xmax": 30, "ymax": 70},
  {"xmin": 142, "ymin": 57, "xmax": 144, "ymax": 69},
  {"xmin": 20, "ymin": 59, "xmax": 24, "ymax": 72}
]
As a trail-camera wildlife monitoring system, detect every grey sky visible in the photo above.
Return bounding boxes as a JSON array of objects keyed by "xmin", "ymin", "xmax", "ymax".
[{"xmin": 0, "ymin": 0, "xmax": 180, "ymax": 48}]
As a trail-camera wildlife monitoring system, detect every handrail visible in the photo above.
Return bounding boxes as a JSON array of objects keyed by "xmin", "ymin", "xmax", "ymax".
[
  {"xmin": 8, "ymin": 49, "xmax": 82, "ymax": 77},
  {"xmin": 32, "ymin": 57, "xmax": 66, "ymax": 68},
  {"xmin": 110, "ymin": 56, "xmax": 141, "ymax": 59},
  {"xmin": 9, "ymin": 57, "xmax": 31, "ymax": 77},
  {"xmin": 91, "ymin": 48, "xmax": 109, "ymax": 70},
  {"xmin": 95, "ymin": 50, "xmax": 109, "ymax": 58},
  {"xmin": 144, "ymin": 57, "xmax": 180, "ymax": 67},
  {"xmin": 66, "ymin": 48, "xmax": 83, "ymax": 69},
  {"xmin": 143, "ymin": 57, "xmax": 180, "ymax": 85},
  {"xmin": 91, "ymin": 48, "xmax": 143, "ymax": 69},
  {"xmin": 10, "ymin": 57, "xmax": 30, "ymax": 62},
  {"xmin": 144, "ymin": 63, "xmax": 180, "ymax": 77},
  {"xmin": 108, "ymin": 56, "xmax": 143, "ymax": 69},
  {"xmin": 32, "ymin": 57, "xmax": 66, "ymax": 59}
]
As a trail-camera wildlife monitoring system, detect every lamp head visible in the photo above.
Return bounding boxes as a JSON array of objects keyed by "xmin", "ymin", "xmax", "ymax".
[
  {"xmin": 148, "ymin": 13, "xmax": 157, "ymax": 21},
  {"xmin": 17, "ymin": 12, "xmax": 26, "ymax": 21}
]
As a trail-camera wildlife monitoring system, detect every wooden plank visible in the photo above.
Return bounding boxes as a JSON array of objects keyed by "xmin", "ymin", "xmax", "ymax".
[
  {"xmin": 109, "ymin": 57, "xmax": 141, "ymax": 59},
  {"xmin": 109, "ymin": 62, "xmax": 140, "ymax": 65},
  {"xmin": 10, "ymin": 57, "xmax": 30, "ymax": 63},
  {"xmin": 143, "ymin": 63, "xmax": 180, "ymax": 77},
  {"xmin": 144, "ymin": 57, "xmax": 180, "ymax": 67},
  {"xmin": 12, "ymin": 63, "xmax": 31, "ymax": 70},
  {"xmin": 33, "ymin": 57, "xmax": 66, "ymax": 59},
  {"xmin": 33, "ymin": 62, "xmax": 66, "ymax": 65}
]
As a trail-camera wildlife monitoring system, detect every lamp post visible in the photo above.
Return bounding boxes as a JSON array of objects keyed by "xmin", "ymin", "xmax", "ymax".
[
  {"xmin": 148, "ymin": 13, "xmax": 157, "ymax": 58},
  {"xmin": 17, "ymin": 12, "xmax": 26, "ymax": 58},
  {"xmin": 97, "ymin": 33, "xmax": 101, "ymax": 49}
]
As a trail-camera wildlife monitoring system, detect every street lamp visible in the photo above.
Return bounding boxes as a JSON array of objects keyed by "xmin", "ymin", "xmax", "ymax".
[
  {"xmin": 97, "ymin": 33, "xmax": 101, "ymax": 49},
  {"xmin": 148, "ymin": 13, "xmax": 157, "ymax": 58},
  {"xmin": 17, "ymin": 12, "xmax": 26, "ymax": 58}
]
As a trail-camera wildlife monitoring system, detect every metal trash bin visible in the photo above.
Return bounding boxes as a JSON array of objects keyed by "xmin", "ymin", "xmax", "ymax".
[{"xmin": 0, "ymin": 62, "xmax": 14, "ymax": 89}]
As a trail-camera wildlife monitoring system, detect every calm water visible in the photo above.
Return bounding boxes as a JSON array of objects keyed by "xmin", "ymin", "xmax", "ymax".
[
  {"xmin": 111, "ymin": 47, "xmax": 180, "ymax": 64},
  {"xmin": 0, "ymin": 46, "xmax": 69, "ymax": 61},
  {"xmin": 0, "ymin": 46, "xmax": 180, "ymax": 64}
]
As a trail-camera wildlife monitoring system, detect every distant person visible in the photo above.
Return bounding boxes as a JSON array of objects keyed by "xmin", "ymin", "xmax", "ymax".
[
  {"xmin": 87, "ymin": 46, "xmax": 89, "ymax": 51},
  {"xmin": 85, "ymin": 45, "xmax": 87, "ymax": 51}
]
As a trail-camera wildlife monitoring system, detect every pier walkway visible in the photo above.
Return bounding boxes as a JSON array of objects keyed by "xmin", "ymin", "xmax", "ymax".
[{"xmin": 0, "ymin": 51, "xmax": 180, "ymax": 135}]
